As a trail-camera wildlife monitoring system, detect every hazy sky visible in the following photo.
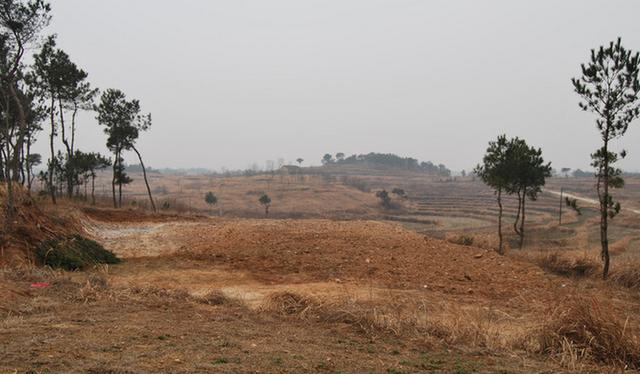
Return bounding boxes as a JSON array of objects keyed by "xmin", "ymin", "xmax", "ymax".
[{"xmin": 35, "ymin": 0, "xmax": 640, "ymax": 172}]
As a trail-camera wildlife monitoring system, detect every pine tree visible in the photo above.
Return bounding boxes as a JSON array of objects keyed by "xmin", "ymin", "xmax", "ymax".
[{"xmin": 572, "ymin": 38, "xmax": 640, "ymax": 279}]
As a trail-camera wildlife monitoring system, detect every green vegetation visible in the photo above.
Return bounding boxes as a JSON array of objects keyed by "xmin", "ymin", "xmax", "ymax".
[
  {"xmin": 475, "ymin": 135, "xmax": 551, "ymax": 253},
  {"xmin": 213, "ymin": 357, "xmax": 228, "ymax": 365},
  {"xmin": 36, "ymin": 234, "xmax": 120, "ymax": 270},
  {"xmin": 259, "ymin": 193, "xmax": 271, "ymax": 216},
  {"xmin": 565, "ymin": 197, "xmax": 582, "ymax": 215},
  {"xmin": 204, "ymin": 191, "xmax": 218, "ymax": 206},
  {"xmin": 572, "ymin": 38, "xmax": 640, "ymax": 279},
  {"xmin": 375, "ymin": 189, "xmax": 392, "ymax": 209},
  {"xmin": 96, "ymin": 89, "xmax": 154, "ymax": 211}
]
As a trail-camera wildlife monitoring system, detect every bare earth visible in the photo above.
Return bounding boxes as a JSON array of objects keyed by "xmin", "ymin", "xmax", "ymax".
[{"xmin": 3, "ymin": 206, "xmax": 640, "ymax": 373}]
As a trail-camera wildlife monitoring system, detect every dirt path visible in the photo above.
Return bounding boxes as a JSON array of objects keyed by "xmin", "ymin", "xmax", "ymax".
[{"xmin": 545, "ymin": 189, "xmax": 640, "ymax": 215}]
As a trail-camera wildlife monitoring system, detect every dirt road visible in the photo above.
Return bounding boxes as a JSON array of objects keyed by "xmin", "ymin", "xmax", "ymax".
[{"xmin": 545, "ymin": 189, "xmax": 640, "ymax": 215}]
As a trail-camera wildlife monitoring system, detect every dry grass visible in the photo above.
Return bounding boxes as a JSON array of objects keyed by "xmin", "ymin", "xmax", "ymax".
[
  {"xmin": 444, "ymin": 232, "xmax": 502, "ymax": 252},
  {"xmin": 609, "ymin": 265, "xmax": 640, "ymax": 290},
  {"xmin": 194, "ymin": 289, "xmax": 239, "ymax": 306},
  {"xmin": 126, "ymin": 284, "xmax": 192, "ymax": 301},
  {"xmin": 536, "ymin": 252, "xmax": 600, "ymax": 278},
  {"xmin": 539, "ymin": 297, "xmax": 640, "ymax": 369},
  {"xmin": 0, "ymin": 263, "xmax": 57, "ymax": 282},
  {"xmin": 92, "ymin": 171, "xmax": 379, "ymax": 218},
  {"xmin": 259, "ymin": 291, "xmax": 640, "ymax": 371},
  {"xmin": 258, "ymin": 291, "xmax": 533, "ymax": 351}
]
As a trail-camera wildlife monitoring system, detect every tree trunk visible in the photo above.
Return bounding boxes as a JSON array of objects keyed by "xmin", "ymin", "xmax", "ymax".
[
  {"xmin": 132, "ymin": 145, "xmax": 156, "ymax": 212},
  {"xmin": 58, "ymin": 99, "xmax": 75, "ymax": 198},
  {"xmin": 48, "ymin": 95, "xmax": 57, "ymax": 204},
  {"xmin": 1, "ymin": 88, "xmax": 14, "ymax": 230},
  {"xmin": 3, "ymin": 105, "xmax": 14, "ymax": 231},
  {"xmin": 111, "ymin": 150, "xmax": 118, "ymax": 208},
  {"xmin": 497, "ymin": 188, "xmax": 503, "ymax": 255},
  {"xmin": 558, "ymin": 187, "xmax": 563, "ymax": 225},
  {"xmin": 513, "ymin": 189, "xmax": 522, "ymax": 236},
  {"xmin": 600, "ymin": 135, "xmax": 610, "ymax": 279},
  {"xmin": 519, "ymin": 188, "xmax": 526, "ymax": 249},
  {"xmin": 71, "ymin": 104, "xmax": 77, "ymax": 157},
  {"xmin": 19, "ymin": 146, "xmax": 25, "ymax": 185},
  {"xmin": 118, "ymin": 171, "xmax": 123, "ymax": 208},
  {"xmin": 7, "ymin": 83, "xmax": 26, "ymax": 182},
  {"xmin": 25, "ymin": 131, "xmax": 32, "ymax": 193},
  {"xmin": 91, "ymin": 173, "xmax": 96, "ymax": 205},
  {"xmin": 0, "ymin": 146, "xmax": 5, "ymax": 181}
]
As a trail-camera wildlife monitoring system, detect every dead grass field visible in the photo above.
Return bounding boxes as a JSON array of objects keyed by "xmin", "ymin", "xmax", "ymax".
[
  {"xmin": 2, "ymin": 205, "xmax": 640, "ymax": 372},
  {"xmin": 3, "ymin": 171, "xmax": 640, "ymax": 372},
  {"xmin": 100, "ymin": 169, "xmax": 640, "ymax": 255}
]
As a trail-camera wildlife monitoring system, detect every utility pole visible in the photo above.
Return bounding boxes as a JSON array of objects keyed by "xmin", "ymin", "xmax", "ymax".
[{"xmin": 558, "ymin": 187, "xmax": 564, "ymax": 225}]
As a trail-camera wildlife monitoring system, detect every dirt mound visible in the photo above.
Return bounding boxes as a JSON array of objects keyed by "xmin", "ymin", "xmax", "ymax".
[
  {"xmin": 123, "ymin": 219, "xmax": 558, "ymax": 305},
  {"xmin": 0, "ymin": 186, "xmax": 82, "ymax": 265},
  {"xmin": 81, "ymin": 206, "xmax": 204, "ymax": 223}
]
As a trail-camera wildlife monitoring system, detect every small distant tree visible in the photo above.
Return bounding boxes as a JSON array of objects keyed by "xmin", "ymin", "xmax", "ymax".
[
  {"xmin": 296, "ymin": 158, "xmax": 303, "ymax": 166},
  {"xmin": 96, "ymin": 89, "xmax": 154, "ymax": 211},
  {"xmin": 335, "ymin": 152, "xmax": 345, "ymax": 162},
  {"xmin": 506, "ymin": 138, "xmax": 552, "ymax": 249},
  {"xmin": 565, "ymin": 197, "xmax": 582, "ymax": 216},
  {"xmin": 259, "ymin": 193, "xmax": 271, "ymax": 216},
  {"xmin": 561, "ymin": 167, "xmax": 571, "ymax": 177},
  {"xmin": 461, "ymin": 170, "xmax": 466, "ymax": 178},
  {"xmin": 89, "ymin": 153, "xmax": 110, "ymax": 204},
  {"xmin": 375, "ymin": 189, "xmax": 392, "ymax": 208},
  {"xmin": 204, "ymin": 191, "xmax": 217, "ymax": 212},
  {"xmin": 572, "ymin": 38, "xmax": 640, "ymax": 279},
  {"xmin": 474, "ymin": 135, "xmax": 510, "ymax": 255},
  {"xmin": 321, "ymin": 153, "xmax": 333, "ymax": 165}
]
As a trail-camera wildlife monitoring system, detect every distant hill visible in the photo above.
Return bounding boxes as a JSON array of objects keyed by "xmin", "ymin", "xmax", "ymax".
[
  {"xmin": 320, "ymin": 152, "xmax": 451, "ymax": 176},
  {"xmin": 125, "ymin": 164, "xmax": 211, "ymax": 175}
]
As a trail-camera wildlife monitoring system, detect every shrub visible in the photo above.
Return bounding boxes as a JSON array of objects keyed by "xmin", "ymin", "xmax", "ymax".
[
  {"xmin": 391, "ymin": 188, "xmax": 407, "ymax": 198},
  {"xmin": 376, "ymin": 190, "xmax": 392, "ymax": 208},
  {"xmin": 36, "ymin": 235, "xmax": 120, "ymax": 270}
]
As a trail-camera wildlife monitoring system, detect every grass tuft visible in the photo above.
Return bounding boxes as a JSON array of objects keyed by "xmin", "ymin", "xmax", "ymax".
[
  {"xmin": 539, "ymin": 296, "xmax": 640, "ymax": 368},
  {"xmin": 536, "ymin": 252, "xmax": 598, "ymax": 278}
]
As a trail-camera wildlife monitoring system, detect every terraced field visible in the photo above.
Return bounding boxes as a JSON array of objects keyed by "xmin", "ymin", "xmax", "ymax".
[{"xmin": 381, "ymin": 176, "xmax": 640, "ymax": 254}]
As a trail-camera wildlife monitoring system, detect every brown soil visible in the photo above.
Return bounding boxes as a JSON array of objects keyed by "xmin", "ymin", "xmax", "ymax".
[{"xmin": 3, "ymin": 205, "xmax": 640, "ymax": 373}]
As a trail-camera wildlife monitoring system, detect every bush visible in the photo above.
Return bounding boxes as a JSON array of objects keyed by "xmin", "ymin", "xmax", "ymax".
[
  {"xmin": 36, "ymin": 235, "xmax": 121, "ymax": 270},
  {"xmin": 376, "ymin": 190, "xmax": 392, "ymax": 208}
]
